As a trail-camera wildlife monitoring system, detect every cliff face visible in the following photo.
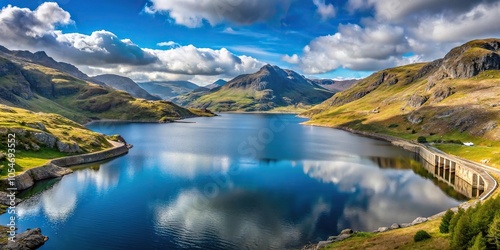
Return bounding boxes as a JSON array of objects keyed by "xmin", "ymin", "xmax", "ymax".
[{"xmin": 440, "ymin": 39, "xmax": 500, "ymax": 79}]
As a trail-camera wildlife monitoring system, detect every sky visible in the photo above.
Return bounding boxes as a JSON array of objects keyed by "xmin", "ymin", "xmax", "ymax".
[{"xmin": 0, "ymin": 0, "xmax": 499, "ymax": 85}]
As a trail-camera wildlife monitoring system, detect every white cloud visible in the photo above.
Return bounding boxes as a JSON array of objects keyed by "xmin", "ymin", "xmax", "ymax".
[
  {"xmin": 412, "ymin": 2, "xmax": 500, "ymax": 42},
  {"xmin": 157, "ymin": 41, "xmax": 179, "ymax": 47},
  {"xmin": 298, "ymin": 23, "xmax": 410, "ymax": 73},
  {"xmin": 145, "ymin": 0, "xmax": 292, "ymax": 28},
  {"xmin": 282, "ymin": 54, "xmax": 300, "ymax": 64},
  {"xmin": 0, "ymin": 2, "xmax": 264, "ymax": 82},
  {"xmin": 313, "ymin": 0, "xmax": 336, "ymax": 20}
]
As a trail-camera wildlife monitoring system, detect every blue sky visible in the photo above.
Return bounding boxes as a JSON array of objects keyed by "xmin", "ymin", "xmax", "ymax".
[{"xmin": 1, "ymin": 0, "xmax": 499, "ymax": 85}]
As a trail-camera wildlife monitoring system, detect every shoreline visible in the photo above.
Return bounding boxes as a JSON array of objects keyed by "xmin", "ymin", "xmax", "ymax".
[
  {"xmin": 220, "ymin": 111, "xmax": 300, "ymax": 114},
  {"xmin": 0, "ymin": 140, "xmax": 130, "ymax": 198},
  {"xmin": 302, "ymin": 122, "xmax": 499, "ymax": 249}
]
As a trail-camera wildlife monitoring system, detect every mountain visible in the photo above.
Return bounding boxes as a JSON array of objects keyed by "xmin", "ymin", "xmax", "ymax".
[
  {"xmin": 303, "ymin": 38, "xmax": 500, "ymax": 167},
  {"xmin": 92, "ymin": 74, "xmax": 160, "ymax": 100},
  {"xmin": 205, "ymin": 79, "xmax": 228, "ymax": 90},
  {"xmin": 138, "ymin": 81, "xmax": 200, "ymax": 99},
  {"xmin": 0, "ymin": 47, "xmax": 213, "ymax": 124},
  {"xmin": 310, "ymin": 79, "xmax": 359, "ymax": 92},
  {"xmin": 182, "ymin": 65, "xmax": 334, "ymax": 112},
  {"xmin": 0, "ymin": 45, "xmax": 106, "ymax": 87}
]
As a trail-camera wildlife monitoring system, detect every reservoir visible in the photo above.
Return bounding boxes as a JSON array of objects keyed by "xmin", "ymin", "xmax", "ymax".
[{"xmin": 0, "ymin": 114, "xmax": 465, "ymax": 249}]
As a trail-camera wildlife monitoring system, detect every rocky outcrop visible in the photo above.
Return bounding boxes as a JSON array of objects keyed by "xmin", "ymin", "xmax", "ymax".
[
  {"xmin": 440, "ymin": 39, "xmax": 500, "ymax": 79},
  {"xmin": 432, "ymin": 86, "xmax": 455, "ymax": 103},
  {"xmin": 3, "ymin": 228, "xmax": 48, "ymax": 250},
  {"xmin": 32, "ymin": 132, "xmax": 57, "ymax": 148},
  {"xmin": 56, "ymin": 141, "xmax": 82, "ymax": 153},
  {"xmin": 407, "ymin": 113, "xmax": 424, "ymax": 124},
  {"xmin": 407, "ymin": 94, "xmax": 429, "ymax": 108}
]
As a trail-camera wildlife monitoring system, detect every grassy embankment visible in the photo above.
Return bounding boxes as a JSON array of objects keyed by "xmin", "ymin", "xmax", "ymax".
[{"xmin": 0, "ymin": 105, "xmax": 112, "ymax": 177}]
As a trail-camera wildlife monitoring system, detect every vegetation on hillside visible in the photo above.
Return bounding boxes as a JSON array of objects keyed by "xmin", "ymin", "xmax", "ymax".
[
  {"xmin": 0, "ymin": 54, "xmax": 213, "ymax": 124},
  {"xmin": 303, "ymin": 39, "xmax": 500, "ymax": 168},
  {"xmin": 0, "ymin": 105, "xmax": 112, "ymax": 176}
]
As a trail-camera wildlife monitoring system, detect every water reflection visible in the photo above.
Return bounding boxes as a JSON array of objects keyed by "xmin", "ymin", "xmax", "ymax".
[{"xmin": 0, "ymin": 115, "xmax": 467, "ymax": 250}]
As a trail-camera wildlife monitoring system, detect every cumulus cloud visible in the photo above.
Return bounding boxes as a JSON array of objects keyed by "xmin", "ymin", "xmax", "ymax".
[
  {"xmin": 145, "ymin": 0, "xmax": 291, "ymax": 27},
  {"xmin": 0, "ymin": 2, "xmax": 263, "ymax": 82},
  {"xmin": 312, "ymin": 0, "xmax": 336, "ymax": 20},
  {"xmin": 297, "ymin": 0, "xmax": 500, "ymax": 74},
  {"xmin": 282, "ymin": 54, "xmax": 300, "ymax": 64},
  {"xmin": 347, "ymin": 0, "xmax": 499, "ymax": 21},
  {"xmin": 412, "ymin": 1, "xmax": 500, "ymax": 42},
  {"xmin": 298, "ymin": 23, "xmax": 410, "ymax": 73}
]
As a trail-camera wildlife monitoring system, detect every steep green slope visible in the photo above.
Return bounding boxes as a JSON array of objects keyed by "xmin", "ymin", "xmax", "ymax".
[
  {"xmin": 303, "ymin": 39, "xmax": 500, "ymax": 168},
  {"xmin": 0, "ymin": 54, "xmax": 212, "ymax": 124},
  {"xmin": 184, "ymin": 65, "xmax": 334, "ymax": 112}
]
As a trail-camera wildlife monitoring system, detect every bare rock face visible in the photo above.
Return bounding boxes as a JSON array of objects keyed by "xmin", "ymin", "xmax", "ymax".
[
  {"xmin": 407, "ymin": 113, "xmax": 424, "ymax": 124},
  {"xmin": 3, "ymin": 228, "xmax": 48, "ymax": 250},
  {"xmin": 440, "ymin": 39, "xmax": 500, "ymax": 79},
  {"xmin": 408, "ymin": 94, "xmax": 429, "ymax": 108},
  {"xmin": 56, "ymin": 141, "xmax": 82, "ymax": 153},
  {"xmin": 432, "ymin": 86, "xmax": 455, "ymax": 103},
  {"xmin": 32, "ymin": 132, "xmax": 57, "ymax": 148}
]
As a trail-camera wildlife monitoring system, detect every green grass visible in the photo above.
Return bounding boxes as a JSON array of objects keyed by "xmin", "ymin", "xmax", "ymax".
[{"xmin": 323, "ymin": 219, "xmax": 450, "ymax": 250}]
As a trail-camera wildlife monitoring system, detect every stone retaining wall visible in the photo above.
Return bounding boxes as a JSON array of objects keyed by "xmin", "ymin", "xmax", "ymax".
[{"xmin": 0, "ymin": 142, "xmax": 129, "ymax": 192}]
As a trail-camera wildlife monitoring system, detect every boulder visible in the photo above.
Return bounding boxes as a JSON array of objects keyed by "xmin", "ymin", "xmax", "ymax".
[
  {"xmin": 390, "ymin": 223, "xmax": 400, "ymax": 230},
  {"xmin": 400, "ymin": 223, "xmax": 412, "ymax": 228},
  {"xmin": 4, "ymin": 228, "xmax": 48, "ymax": 250},
  {"xmin": 407, "ymin": 113, "xmax": 424, "ymax": 124},
  {"xmin": 32, "ymin": 132, "xmax": 57, "ymax": 148},
  {"xmin": 377, "ymin": 227, "xmax": 390, "ymax": 233},
  {"xmin": 315, "ymin": 240, "xmax": 333, "ymax": 250},
  {"xmin": 56, "ymin": 141, "xmax": 82, "ymax": 153},
  {"xmin": 340, "ymin": 228, "xmax": 354, "ymax": 235},
  {"xmin": 408, "ymin": 94, "xmax": 429, "ymax": 108},
  {"xmin": 27, "ymin": 122, "xmax": 46, "ymax": 131},
  {"xmin": 411, "ymin": 217, "xmax": 428, "ymax": 225},
  {"xmin": 0, "ymin": 191, "xmax": 22, "ymax": 206}
]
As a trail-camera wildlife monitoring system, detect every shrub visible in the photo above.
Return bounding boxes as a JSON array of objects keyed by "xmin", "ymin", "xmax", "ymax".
[
  {"xmin": 470, "ymin": 232, "xmax": 487, "ymax": 250},
  {"xmin": 440, "ymin": 210, "xmax": 454, "ymax": 233},
  {"xmin": 411, "ymin": 129, "xmax": 417, "ymax": 134},
  {"xmin": 417, "ymin": 136, "xmax": 427, "ymax": 143},
  {"xmin": 414, "ymin": 230, "xmax": 431, "ymax": 242},
  {"xmin": 487, "ymin": 213, "xmax": 500, "ymax": 248},
  {"xmin": 388, "ymin": 124, "xmax": 399, "ymax": 128}
]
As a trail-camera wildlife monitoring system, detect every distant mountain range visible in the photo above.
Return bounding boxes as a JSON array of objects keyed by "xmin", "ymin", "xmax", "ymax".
[
  {"xmin": 310, "ymin": 79, "xmax": 358, "ymax": 92},
  {"xmin": 0, "ymin": 45, "xmax": 212, "ymax": 123},
  {"xmin": 92, "ymin": 74, "xmax": 160, "ymax": 100},
  {"xmin": 176, "ymin": 65, "xmax": 335, "ymax": 112},
  {"xmin": 138, "ymin": 81, "xmax": 199, "ymax": 100}
]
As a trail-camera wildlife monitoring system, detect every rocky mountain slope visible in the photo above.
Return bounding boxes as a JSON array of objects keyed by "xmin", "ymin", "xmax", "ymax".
[
  {"xmin": 182, "ymin": 65, "xmax": 334, "ymax": 112},
  {"xmin": 0, "ymin": 45, "xmax": 106, "ymax": 87},
  {"xmin": 303, "ymin": 38, "xmax": 500, "ymax": 167},
  {"xmin": 0, "ymin": 47, "xmax": 211, "ymax": 124},
  {"xmin": 138, "ymin": 81, "xmax": 200, "ymax": 99},
  {"xmin": 92, "ymin": 74, "xmax": 159, "ymax": 100}
]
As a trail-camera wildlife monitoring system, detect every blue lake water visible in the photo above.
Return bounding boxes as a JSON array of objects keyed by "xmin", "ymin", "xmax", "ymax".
[{"xmin": 1, "ymin": 114, "xmax": 465, "ymax": 249}]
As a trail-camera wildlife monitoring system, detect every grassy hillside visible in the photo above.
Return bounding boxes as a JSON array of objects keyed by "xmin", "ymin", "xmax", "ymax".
[
  {"xmin": 0, "ymin": 55, "xmax": 212, "ymax": 124},
  {"xmin": 185, "ymin": 65, "xmax": 334, "ymax": 112},
  {"xmin": 304, "ymin": 39, "xmax": 500, "ymax": 168},
  {"xmin": 0, "ymin": 105, "xmax": 112, "ymax": 177}
]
